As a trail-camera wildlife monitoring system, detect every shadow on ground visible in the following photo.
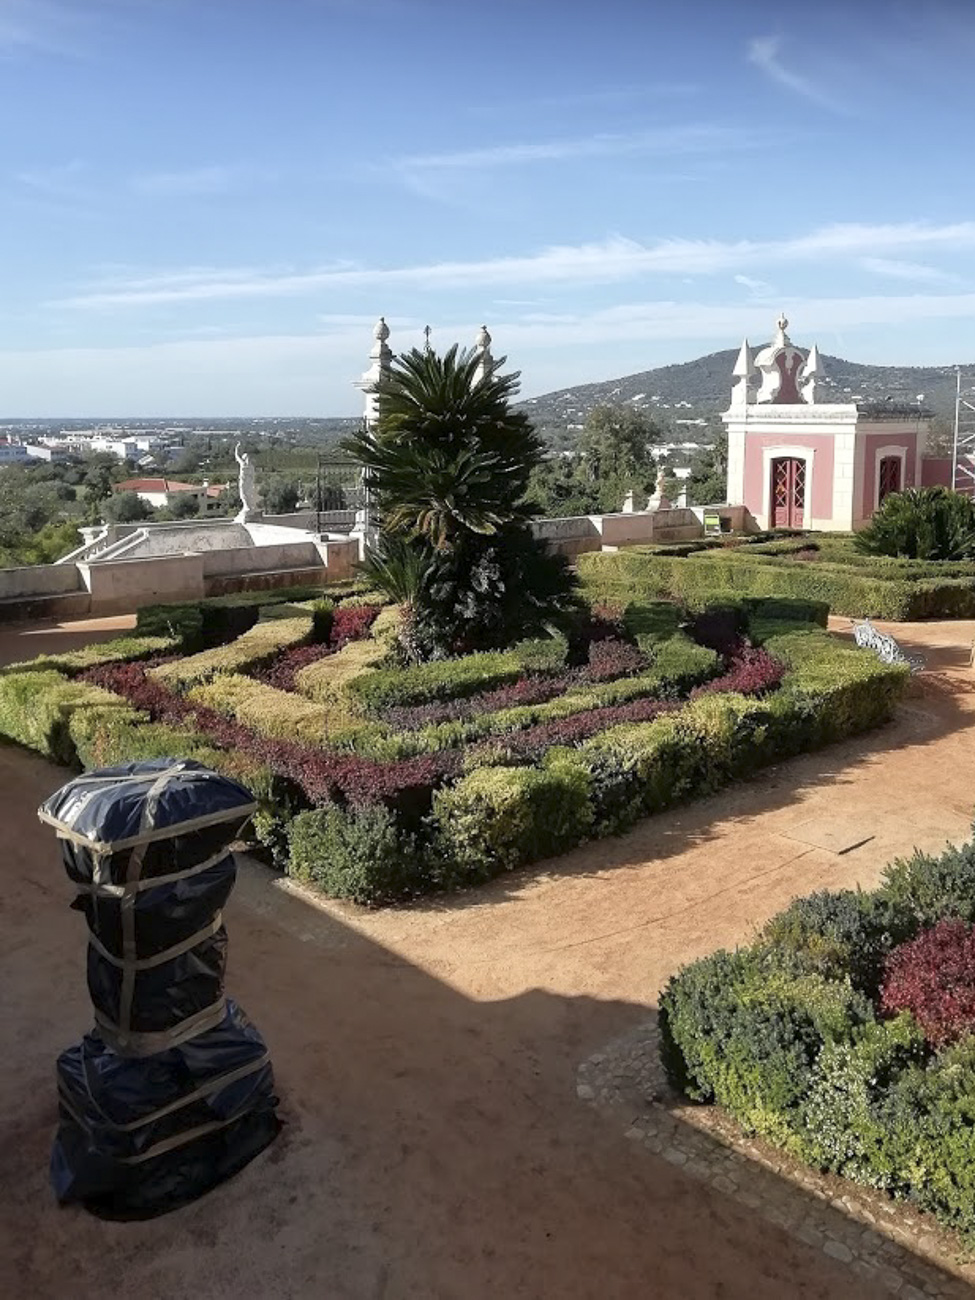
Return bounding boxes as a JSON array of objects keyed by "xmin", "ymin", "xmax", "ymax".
[{"xmin": 0, "ymin": 741, "xmax": 930, "ymax": 1300}]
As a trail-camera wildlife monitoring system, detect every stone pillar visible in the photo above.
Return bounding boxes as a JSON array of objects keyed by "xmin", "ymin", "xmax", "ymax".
[{"xmin": 473, "ymin": 325, "xmax": 493, "ymax": 386}]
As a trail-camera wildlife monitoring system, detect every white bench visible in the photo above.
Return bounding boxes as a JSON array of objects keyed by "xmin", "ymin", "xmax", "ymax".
[{"xmin": 852, "ymin": 619, "xmax": 925, "ymax": 673}]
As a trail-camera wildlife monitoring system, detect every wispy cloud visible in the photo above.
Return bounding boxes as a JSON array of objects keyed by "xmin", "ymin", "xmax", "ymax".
[
  {"xmin": 747, "ymin": 35, "xmax": 843, "ymax": 111},
  {"xmin": 49, "ymin": 221, "xmax": 975, "ymax": 310},
  {"xmin": 470, "ymin": 83, "xmax": 701, "ymax": 114},
  {"xmin": 0, "ymin": 0, "xmax": 97, "ymax": 58},
  {"xmin": 861, "ymin": 257, "xmax": 958, "ymax": 284},
  {"xmin": 734, "ymin": 273, "xmax": 776, "ymax": 298},
  {"xmin": 393, "ymin": 123, "xmax": 759, "ymax": 171},
  {"xmin": 15, "ymin": 158, "xmax": 87, "ymax": 196},
  {"xmin": 131, "ymin": 165, "xmax": 250, "ymax": 197}
]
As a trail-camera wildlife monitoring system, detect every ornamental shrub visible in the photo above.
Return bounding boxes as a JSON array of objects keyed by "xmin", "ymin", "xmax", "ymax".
[
  {"xmin": 799, "ymin": 1014, "xmax": 926, "ymax": 1189},
  {"xmin": 0, "ymin": 633, "xmax": 179, "ymax": 678},
  {"xmin": 659, "ymin": 949, "xmax": 870, "ymax": 1148},
  {"xmin": 586, "ymin": 637, "xmax": 648, "ymax": 681},
  {"xmin": 761, "ymin": 889, "xmax": 913, "ymax": 996},
  {"xmin": 880, "ymin": 920, "xmax": 975, "ymax": 1046},
  {"xmin": 879, "ymin": 840, "xmax": 975, "ymax": 928},
  {"xmin": 856, "ymin": 486, "xmax": 975, "ymax": 561},
  {"xmin": 151, "ymin": 616, "xmax": 315, "ymax": 690},
  {"xmin": 288, "ymin": 804, "xmax": 427, "ymax": 905},
  {"xmin": 0, "ymin": 670, "xmax": 134, "ymax": 764},
  {"xmin": 329, "ymin": 602, "xmax": 381, "ymax": 648},
  {"xmin": 343, "ymin": 650, "xmax": 530, "ymax": 714},
  {"xmin": 431, "ymin": 761, "xmax": 593, "ymax": 886}
]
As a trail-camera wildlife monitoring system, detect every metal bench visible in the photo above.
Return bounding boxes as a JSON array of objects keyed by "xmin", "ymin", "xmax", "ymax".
[{"xmin": 852, "ymin": 619, "xmax": 925, "ymax": 673}]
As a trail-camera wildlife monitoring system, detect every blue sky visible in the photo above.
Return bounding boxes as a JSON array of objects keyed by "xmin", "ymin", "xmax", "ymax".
[{"xmin": 3, "ymin": 0, "xmax": 975, "ymax": 416}]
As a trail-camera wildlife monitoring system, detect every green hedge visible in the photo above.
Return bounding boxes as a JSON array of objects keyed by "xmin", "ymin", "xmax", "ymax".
[
  {"xmin": 0, "ymin": 670, "xmax": 135, "ymax": 763},
  {"xmin": 151, "ymin": 615, "xmax": 315, "ymax": 690},
  {"xmin": 0, "ymin": 633, "xmax": 179, "ymax": 678},
  {"xmin": 659, "ymin": 832, "xmax": 975, "ymax": 1240},
  {"xmin": 288, "ymin": 804, "xmax": 426, "ymax": 905},
  {"xmin": 430, "ymin": 757, "xmax": 593, "ymax": 886},
  {"xmin": 578, "ymin": 548, "xmax": 975, "ymax": 620},
  {"xmin": 343, "ymin": 638, "xmax": 569, "ymax": 715}
]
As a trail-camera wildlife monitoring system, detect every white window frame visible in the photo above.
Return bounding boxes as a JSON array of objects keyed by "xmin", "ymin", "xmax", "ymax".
[
  {"xmin": 760, "ymin": 445, "xmax": 815, "ymax": 529},
  {"xmin": 873, "ymin": 445, "xmax": 907, "ymax": 511}
]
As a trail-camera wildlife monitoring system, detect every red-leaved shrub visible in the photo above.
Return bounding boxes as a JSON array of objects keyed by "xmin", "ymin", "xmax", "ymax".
[
  {"xmin": 330, "ymin": 603, "xmax": 381, "ymax": 648},
  {"xmin": 257, "ymin": 643, "xmax": 334, "ymax": 692},
  {"xmin": 587, "ymin": 638, "xmax": 647, "ymax": 681},
  {"xmin": 880, "ymin": 919, "xmax": 975, "ymax": 1046},
  {"xmin": 691, "ymin": 645, "xmax": 786, "ymax": 700}
]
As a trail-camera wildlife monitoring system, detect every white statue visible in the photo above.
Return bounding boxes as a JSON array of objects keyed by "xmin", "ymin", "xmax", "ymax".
[{"xmin": 234, "ymin": 443, "xmax": 260, "ymax": 519}]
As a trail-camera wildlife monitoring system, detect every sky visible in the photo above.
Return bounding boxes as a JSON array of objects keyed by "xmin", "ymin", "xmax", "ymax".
[{"xmin": 3, "ymin": 0, "xmax": 975, "ymax": 416}]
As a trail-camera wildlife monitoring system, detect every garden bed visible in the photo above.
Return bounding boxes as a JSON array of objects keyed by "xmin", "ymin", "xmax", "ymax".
[
  {"xmin": 0, "ymin": 587, "xmax": 908, "ymax": 905},
  {"xmin": 579, "ymin": 538, "xmax": 975, "ymax": 621},
  {"xmin": 660, "ymin": 830, "xmax": 975, "ymax": 1243}
]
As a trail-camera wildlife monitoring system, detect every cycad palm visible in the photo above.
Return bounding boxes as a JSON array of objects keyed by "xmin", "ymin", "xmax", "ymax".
[{"xmin": 343, "ymin": 345, "xmax": 544, "ymax": 550}]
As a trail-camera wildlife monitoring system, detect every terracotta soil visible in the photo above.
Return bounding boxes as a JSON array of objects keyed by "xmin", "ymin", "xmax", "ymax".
[{"xmin": 1, "ymin": 615, "xmax": 973, "ymax": 1299}]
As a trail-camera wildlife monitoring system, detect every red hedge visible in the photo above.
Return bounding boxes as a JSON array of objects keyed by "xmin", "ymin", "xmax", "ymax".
[{"xmin": 881, "ymin": 919, "xmax": 975, "ymax": 1046}]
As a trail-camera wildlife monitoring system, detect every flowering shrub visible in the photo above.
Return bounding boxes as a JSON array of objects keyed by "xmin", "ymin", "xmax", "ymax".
[{"xmin": 880, "ymin": 919, "xmax": 975, "ymax": 1046}]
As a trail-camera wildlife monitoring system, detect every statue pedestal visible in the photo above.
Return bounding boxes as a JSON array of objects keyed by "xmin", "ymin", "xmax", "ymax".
[{"xmin": 235, "ymin": 508, "xmax": 263, "ymax": 525}]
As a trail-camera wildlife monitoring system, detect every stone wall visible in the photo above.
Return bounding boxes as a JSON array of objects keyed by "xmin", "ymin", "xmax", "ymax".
[{"xmin": 531, "ymin": 508, "xmax": 704, "ymax": 558}]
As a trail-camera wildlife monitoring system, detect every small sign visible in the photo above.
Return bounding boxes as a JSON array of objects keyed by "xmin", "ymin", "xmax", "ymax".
[{"xmin": 703, "ymin": 512, "xmax": 722, "ymax": 534}]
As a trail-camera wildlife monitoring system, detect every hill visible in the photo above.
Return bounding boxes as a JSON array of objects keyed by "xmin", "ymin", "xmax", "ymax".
[{"xmin": 518, "ymin": 347, "xmax": 970, "ymax": 443}]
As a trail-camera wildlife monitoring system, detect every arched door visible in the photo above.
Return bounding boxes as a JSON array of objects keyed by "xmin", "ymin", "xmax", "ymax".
[
  {"xmin": 771, "ymin": 457, "xmax": 806, "ymax": 528},
  {"xmin": 878, "ymin": 455, "xmax": 902, "ymax": 504}
]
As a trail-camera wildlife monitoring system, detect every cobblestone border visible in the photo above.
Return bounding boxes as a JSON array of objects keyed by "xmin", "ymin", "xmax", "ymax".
[{"xmin": 577, "ymin": 1019, "xmax": 975, "ymax": 1300}]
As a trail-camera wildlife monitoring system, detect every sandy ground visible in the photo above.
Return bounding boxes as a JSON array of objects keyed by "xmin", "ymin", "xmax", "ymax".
[{"xmin": 0, "ymin": 615, "xmax": 972, "ymax": 1300}]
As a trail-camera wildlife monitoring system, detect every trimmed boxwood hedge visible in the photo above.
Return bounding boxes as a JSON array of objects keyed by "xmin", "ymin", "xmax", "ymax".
[
  {"xmin": 0, "ymin": 596, "xmax": 909, "ymax": 909},
  {"xmin": 659, "ymin": 831, "xmax": 975, "ymax": 1240},
  {"xmin": 579, "ymin": 547, "xmax": 975, "ymax": 620}
]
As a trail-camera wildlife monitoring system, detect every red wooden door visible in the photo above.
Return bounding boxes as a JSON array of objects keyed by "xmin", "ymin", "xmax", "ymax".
[
  {"xmin": 878, "ymin": 455, "xmax": 901, "ymax": 504},
  {"xmin": 771, "ymin": 457, "xmax": 805, "ymax": 528}
]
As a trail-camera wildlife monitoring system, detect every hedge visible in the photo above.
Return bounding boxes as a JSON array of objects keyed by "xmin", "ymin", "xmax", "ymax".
[
  {"xmin": 659, "ymin": 832, "xmax": 975, "ymax": 1240},
  {"xmin": 0, "ymin": 633, "xmax": 179, "ymax": 678},
  {"xmin": 187, "ymin": 673, "xmax": 348, "ymax": 745},
  {"xmin": 341, "ymin": 636, "xmax": 569, "ymax": 715},
  {"xmin": 578, "ymin": 548, "xmax": 975, "ymax": 620},
  {"xmin": 0, "ymin": 670, "xmax": 135, "ymax": 763},
  {"xmin": 151, "ymin": 615, "xmax": 315, "ymax": 690},
  {"xmin": 430, "ymin": 757, "xmax": 593, "ymax": 885},
  {"xmin": 348, "ymin": 635, "xmax": 719, "ymax": 760},
  {"xmin": 0, "ymin": 598, "xmax": 911, "ymax": 911}
]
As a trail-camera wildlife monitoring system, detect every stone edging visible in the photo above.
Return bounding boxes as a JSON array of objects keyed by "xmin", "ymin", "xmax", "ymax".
[{"xmin": 577, "ymin": 1019, "xmax": 975, "ymax": 1300}]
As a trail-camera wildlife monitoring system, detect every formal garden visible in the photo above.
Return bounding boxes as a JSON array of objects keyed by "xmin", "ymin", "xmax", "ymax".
[{"xmin": 0, "ymin": 343, "xmax": 921, "ymax": 907}]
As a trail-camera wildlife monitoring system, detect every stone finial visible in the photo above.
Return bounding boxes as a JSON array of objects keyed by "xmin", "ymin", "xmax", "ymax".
[
  {"xmin": 775, "ymin": 313, "xmax": 790, "ymax": 346},
  {"xmin": 353, "ymin": 316, "xmax": 394, "ymax": 426},
  {"xmin": 801, "ymin": 343, "xmax": 824, "ymax": 404},
  {"xmin": 476, "ymin": 325, "xmax": 492, "ymax": 351},
  {"xmin": 731, "ymin": 338, "xmax": 755, "ymax": 406}
]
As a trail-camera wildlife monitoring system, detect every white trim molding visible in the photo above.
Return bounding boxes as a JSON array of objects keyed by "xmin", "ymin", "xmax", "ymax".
[
  {"xmin": 873, "ymin": 444, "xmax": 908, "ymax": 511},
  {"xmin": 760, "ymin": 445, "xmax": 816, "ymax": 530}
]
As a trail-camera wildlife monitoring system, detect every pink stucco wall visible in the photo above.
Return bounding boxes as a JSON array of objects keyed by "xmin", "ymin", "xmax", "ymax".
[
  {"xmin": 743, "ymin": 433, "xmax": 836, "ymax": 524},
  {"xmin": 860, "ymin": 433, "xmax": 918, "ymax": 519},
  {"xmin": 921, "ymin": 457, "xmax": 953, "ymax": 488}
]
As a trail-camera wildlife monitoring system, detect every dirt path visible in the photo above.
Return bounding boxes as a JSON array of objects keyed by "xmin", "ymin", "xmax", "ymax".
[{"xmin": 0, "ymin": 616, "xmax": 972, "ymax": 1299}]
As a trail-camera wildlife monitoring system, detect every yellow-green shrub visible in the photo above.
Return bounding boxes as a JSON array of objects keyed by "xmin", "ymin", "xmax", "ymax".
[
  {"xmin": 293, "ymin": 637, "xmax": 387, "ymax": 703},
  {"xmin": 188, "ymin": 673, "xmax": 356, "ymax": 745},
  {"xmin": 150, "ymin": 615, "xmax": 314, "ymax": 690},
  {"xmin": 0, "ymin": 670, "xmax": 134, "ymax": 763}
]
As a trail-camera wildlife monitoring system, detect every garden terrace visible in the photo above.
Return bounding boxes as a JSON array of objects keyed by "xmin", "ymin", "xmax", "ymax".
[
  {"xmin": 579, "ymin": 535, "xmax": 975, "ymax": 621},
  {"xmin": 0, "ymin": 588, "xmax": 909, "ymax": 906}
]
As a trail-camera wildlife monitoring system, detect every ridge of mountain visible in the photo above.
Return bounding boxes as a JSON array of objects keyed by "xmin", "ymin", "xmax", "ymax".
[{"xmin": 518, "ymin": 347, "xmax": 971, "ymax": 433}]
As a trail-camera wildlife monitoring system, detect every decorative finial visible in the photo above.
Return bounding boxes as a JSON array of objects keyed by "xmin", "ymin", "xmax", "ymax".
[
  {"xmin": 777, "ymin": 312, "xmax": 788, "ymax": 333},
  {"xmin": 423, "ymin": 324, "xmax": 432, "ymax": 352},
  {"xmin": 374, "ymin": 316, "xmax": 390, "ymax": 343},
  {"xmin": 476, "ymin": 325, "xmax": 492, "ymax": 350}
]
